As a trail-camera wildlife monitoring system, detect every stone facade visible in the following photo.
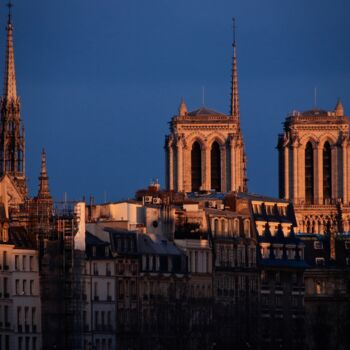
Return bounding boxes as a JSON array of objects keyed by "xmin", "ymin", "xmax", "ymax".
[
  {"xmin": 165, "ymin": 38, "xmax": 247, "ymax": 194},
  {"xmin": 277, "ymin": 101, "xmax": 350, "ymax": 234}
]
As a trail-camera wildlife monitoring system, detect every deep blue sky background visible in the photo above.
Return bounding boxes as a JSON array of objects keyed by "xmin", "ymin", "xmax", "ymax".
[{"xmin": 6, "ymin": 0, "xmax": 350, "ymax": 202}]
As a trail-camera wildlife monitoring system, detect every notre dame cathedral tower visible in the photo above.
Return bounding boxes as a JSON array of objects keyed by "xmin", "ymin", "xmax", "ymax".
[
  {"xmin": 0, "ymin": 12, "xmax": 27, "ymax": 197},
  {"xmin": 165, "ymin": 23, "xmax": 247, "ymax": 193},
  {"xmin": 277, "ymin": 101, "xmax": 350, "ymax": 235}
]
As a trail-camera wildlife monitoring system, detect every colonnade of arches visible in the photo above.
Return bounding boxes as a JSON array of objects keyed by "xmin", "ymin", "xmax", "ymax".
[
  {"xmin": 191, "ymin": 141, "xmax": 221, "ymax": 192},
  {"xmin": 305, "ymin": 141, "xmax": 332, "ymax": 204}
]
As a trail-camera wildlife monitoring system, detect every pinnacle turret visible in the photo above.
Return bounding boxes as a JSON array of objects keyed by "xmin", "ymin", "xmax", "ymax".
[
  {"xmin": 3, "ymin": 2, "xmax": 17, "ymax": 102},
  {"xmin": 230, "ymin": 18, "xmax": 240, "ymax": 120},
  {"xmin": 37, "ymin": 149, "xmax": 51, "ymax": 200}
]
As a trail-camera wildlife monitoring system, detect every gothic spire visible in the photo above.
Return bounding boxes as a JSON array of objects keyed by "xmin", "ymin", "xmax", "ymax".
[
  {"xmin": 230, "ymin": 18, "xmax": 240, "ymax": 120},
  {"xmin": 37, "ymin": 149, "xmax": 51, "ymax": 200},
  {"xmin": 3, "ymin": 1, "xmax": 17, "ymax": 102}
]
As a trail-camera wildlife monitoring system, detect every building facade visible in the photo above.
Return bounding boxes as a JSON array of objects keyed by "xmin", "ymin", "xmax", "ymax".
[{"xmin": 165, "ymin": 33, "xmax": 247, "ymax": 193}]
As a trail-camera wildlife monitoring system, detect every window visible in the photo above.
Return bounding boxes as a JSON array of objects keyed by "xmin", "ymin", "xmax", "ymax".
[
  {"xmin": 323, "ymin": 142, "xmax": 332, "ymax": 201},
  {"xmin": 30, "ymin": 280, "xmax": 34, "ymax": 295},
  {"xmin": 345, "ymin": 241, "xmax": 350, "ymax": 250},
  {"xmin": 211, "ymin": 141, "xmax": 221, "ymax": 192},
  {"xmin": 32, "ymin": 307, "xmax": 36, "ymax": 328},
  {"xmin": 17, "ymin": 306, "xmax": 22, "ymax": 327},
  {"xmin": 105, "ymin": 246, "xmax": 109, "ymax": 257},
  {"xmin": 16, "ymin": 279, "xmax": 20, "ymax": 294},
  {"xmin": 92, "ymin": 246, "xmax": 96, "ymax": 257},
  {"xmin": 315, "ymin": 257, "xmax": 325, "ymax": 266},
  {"xmin": 107, "ymin": 282, "xmax": 111, "ymax": 300},
  {"xmin": 314, "ymin": 241, "xmax": 323, "ymax": 249},
  {"xmin": 18, "ymin": 337, "xmax": 23, "ymax": 350},
  {"xmin": 23, "ymin": 280, "xmax": 27, "ymax": 295},
  {"xmin": 106, "ymin": 263, "xmax": 111, "ymax": 276},
  {"xmin": 94, "ymin": 282, "xmax": 99, "ymax": 300},
  {"xmin": 29, "ymin": 256, "xmax": 34, "ymax": 271},
  {"xmin": 93, "ymin": 263, "xmax": 98, "ymax": 275},
  {"xmin": 191, "ymin": 141, "xmax": 202, "ymax": 192},
  {"xmin": 305, "ymin": 142, "xmax": 314, "ymax": 204},
  {"xmin": 22, "ymin": 256, "xmax": 26, "ymax": 271},
  {"xmin": 15, "ymin": 255, "xmax": 19, "ymax": 270}
]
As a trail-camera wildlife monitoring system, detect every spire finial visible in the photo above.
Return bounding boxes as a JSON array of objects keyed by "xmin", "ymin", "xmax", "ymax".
[
  {"xmin": 230, "ymin": 18, "xmax": 240, "ymax": 119},
  {"xmin": 232, "ymin": 17, "xmax": 236, "ymax": 46},
  {"xmin": 3, "ymin": 0, "xmax": 17, "ymax": 101},
  {"xmin": 41, "ymin": 148, "xmax": 47, "ymax": 176},
  {"xmin": 38, "ymin": 148, "xmax": 51, "ymax": 199},
  {"xmin": 7, "ymin": 1, "xmax": 13, "ymax": 24}
]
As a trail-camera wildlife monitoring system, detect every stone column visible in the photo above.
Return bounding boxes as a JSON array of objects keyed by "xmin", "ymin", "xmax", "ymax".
[
  {"xmin": 284, "ymin": 146, "xmax": 289, "ymax": 199},
  {"xmin": 316, "ymin": 144, "xmax": 323, "ymax": 205},
  {"xmin": 235, "ymin": 143, "xmax": 241, "ymax": 192},
  {"xmin": 205, "ymin": 144, "xmax": 211, "ymax": 191},
  {"xmin": 292, "ymin": 143, "xmax": 298, "ymax": 203},
  {"xmin": 168, "ymin": 142, "xmax": 174, "ymax": 190},
  {"xmin": 220, "ymin": 144, "xmax": 227, "ymax": 192},
  {"xmin": 229, "ymin": 136, "xmax": 235, "ymax": 192},
  {"xmin": 342, "ymin": 140, "xmax": 348, "ymax": 204},
  {"xmin": 298, "ymin": 146, "xmax": 305, "ymax": 202},
  {"xmin": 331, "ymin": 145, "xmax": 338, "ymax": 201},
  {"xmin": 176, "ymin": 140, "xmax": 183, "ymax": 192}
]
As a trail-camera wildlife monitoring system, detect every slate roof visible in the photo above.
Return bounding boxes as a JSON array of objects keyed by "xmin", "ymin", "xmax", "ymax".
[
  {"xmin": 187, "ymin": 107, "xmax": 226, "ymax": 117},
  {"xmin": 9, "ymin": 227, "xmax": 36, "ymax": 249}
]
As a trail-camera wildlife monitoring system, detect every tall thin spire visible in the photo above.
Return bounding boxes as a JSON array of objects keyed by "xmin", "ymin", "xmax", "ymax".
[
  {"xmin": 230, "ymin": 18, "xmax": 240, "ymax": 119},
  {"xmin": 38, "ymin": 149, "xmax": 51, "ymax": 199},
  {"xmin": 4, "ymin": 0, "xmax": 17, "ymax": 101}
]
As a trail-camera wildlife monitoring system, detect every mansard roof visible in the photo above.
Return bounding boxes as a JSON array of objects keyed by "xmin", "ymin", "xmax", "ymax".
[{"xmin": 187, "ymin": 107, "xmax": 227, "ymax": 117}]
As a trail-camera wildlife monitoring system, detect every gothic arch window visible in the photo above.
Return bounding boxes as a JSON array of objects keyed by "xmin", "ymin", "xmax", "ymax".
[
  {"xmin": 211, "ymin": 141, "xmax": 221, "ymax": 192},
  {"xmin": 244, "ymin": 219, "xmax": 251, "ymax": 238},
  {"xmin": 233, "ymin": 219, "xmax": 239, "ymax": 235},
  {"xmin": 191, "ymin": 141, "xmax": 202, "ymax": 192},
  {"xmin": 305, "ymin": 142, "xmax": 314, "ymax": 204},
  {"xmin": 221, "ymin": 220, "xmax": 227, "ymax": 235},
  {"xmin": 323, "ymin": 142, "xmax": 332, "ymax": 202},
  {"xmin": 213, "ymin": 219, "xmax": 219, "ymax": 235}
]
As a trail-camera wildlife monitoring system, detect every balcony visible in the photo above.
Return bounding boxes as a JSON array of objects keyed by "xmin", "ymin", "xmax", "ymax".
[{"xmin": 18, "ymin": 324, "xmax": 23, "ymax": 333}]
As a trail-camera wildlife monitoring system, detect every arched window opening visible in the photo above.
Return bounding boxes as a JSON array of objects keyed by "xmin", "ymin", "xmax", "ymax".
[
  {"xmin": 191, "ymin": 142, "xmax": 202, "ymax": 192},
  {"xmin": 211, "ymin": 142, "xmax": 221, "ymax": 192},
  {"xmin": 244, "ymin": 220, "xmax": 250, "ymax": 237},
  {"xmin": 214, "ymin": 219, "xmax": 219, "ymax": 235},
  {"xmin": 305, "ymin": 142, "xmax": 314, "ymax": 204},
  {"xmin": 323, "ymin": 142, "xmax": 332, "ymax": 202}
]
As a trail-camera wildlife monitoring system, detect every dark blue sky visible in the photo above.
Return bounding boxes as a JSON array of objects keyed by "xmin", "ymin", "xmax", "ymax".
[{"xmin": 7, "ymin": 0, "xmax": 350, "ymax": 202}]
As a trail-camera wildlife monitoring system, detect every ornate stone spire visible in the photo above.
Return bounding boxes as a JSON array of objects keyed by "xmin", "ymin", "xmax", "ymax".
[
  {"xmin": 178, "ymin": 97, "xmax": 188, "ymax": 116},
  {"xmin": 0, "ymin": 2, "xmax": 27, "ymax": 196},
  {"xmin": 37, "ymin": 149, "xmax": 51, "ymax": 199},
  {"xmin": 334, "ymin": 98, "xmax": 344, "ymax": 116},
  {"xmin": 230, "ymin": 18, "xmax": 240, "ymax": 120},
  {"xmin": 4, "ymin": 1, "xmax": 17, "ymax": 102}
]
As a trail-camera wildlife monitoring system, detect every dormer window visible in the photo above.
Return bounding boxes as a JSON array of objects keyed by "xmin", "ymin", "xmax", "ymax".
[
  {"xmin": 314, "ymin": 241, "xmax": 323, "ymax": 250},
  {"xmin": 92, "ymin": 246, "xmax": 96, "ymax": 257},
  {"xmin": 105, "ymin": 246, "xmax": 109, "ymax": 257}
]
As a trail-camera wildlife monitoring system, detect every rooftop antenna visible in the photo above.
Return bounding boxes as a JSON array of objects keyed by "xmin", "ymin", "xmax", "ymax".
[
  {"xmin": 232, "ymin": 17, "xmax": 236, "ymax": 45},
  {"xmin": 202, "ymin": 86, "xmax": 205, "ymax": 106},
  {"xmin": 7, "ymin": 0, "xmax": 13, "ymax": 23},
  {"xmin": 314, "ymin": 87, "xmax": 317, "ymax": 108}
]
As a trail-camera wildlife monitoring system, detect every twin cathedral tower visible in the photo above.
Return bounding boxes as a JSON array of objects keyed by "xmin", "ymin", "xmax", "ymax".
[
  {"xmin": 165, "ymin": 20, "xmax": 350, "ymax": 235},
  {"xmin": 0, "ymin": 8, "xmax": 348, "ymax": 236},
  {"xmin": 165, "ymin": 23, "xmax": 247, "ymax": 194}
]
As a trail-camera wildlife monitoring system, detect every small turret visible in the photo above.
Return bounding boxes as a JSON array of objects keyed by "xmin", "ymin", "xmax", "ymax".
[
  {"xmin": 178, "ymin": 98, "xmax": 187, "ymax": 116},
  {"xmin": 334, "ymin": 98, "xmax": 344, "ymax": 116}
]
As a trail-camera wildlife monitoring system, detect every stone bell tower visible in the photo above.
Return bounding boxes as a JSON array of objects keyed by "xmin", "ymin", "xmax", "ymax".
[
  {"xmin": 165, "ymin": 20, "xmax": 247, "ymax": 193},
  {"xmin": 277, "ymin": 100, "xmax": 350, "ymax": 234},
  {"xmin": 0, "ymin": 8, "xmax": 27, "ymax": 196}
]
